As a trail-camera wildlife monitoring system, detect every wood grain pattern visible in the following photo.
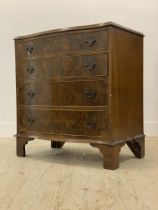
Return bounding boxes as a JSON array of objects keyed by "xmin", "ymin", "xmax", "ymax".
[
  {"xmin": 15, "ymin": 22, "xmax": 144, "ymax": 169},
  {"xmin": 16, "ymin": 52, "xmax": 108, "ymax": 80},
  {"xmin": 109, "ymin": 26, "xmax": 144, "ymax": 141},
  {"xmin": 15, "ymin": 30, "xmax": 108, "ymax": 59},
  {"xmin": 0, "ymin": 138, "xmax": 156, "ymax": 210},
  {"xmin": 14, "ymin": 21, "xmax": 143, "ymax": 40},
  {"xmin": 91, "ymin": 142, "xmax": 125, "ymax": 169},
  {"xmin": 17, "ymin": 79, "xmax": 109, "ymax": 106},
  {"xmin": 127, "ymin": 137, "xmax": 145, "ymax": 158},
  {"xmin": 18, "ymin": 109, "xmax": 109, "ymax": 137},
  {"xmin": 16, "ymin": 137, "xmax": 34, "ymax": 157}
]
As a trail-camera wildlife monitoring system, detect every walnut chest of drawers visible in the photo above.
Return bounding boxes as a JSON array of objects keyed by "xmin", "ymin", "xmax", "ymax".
[{"xmin": 15, "ymin": 22, "xmax": 145, "ymax": 169}]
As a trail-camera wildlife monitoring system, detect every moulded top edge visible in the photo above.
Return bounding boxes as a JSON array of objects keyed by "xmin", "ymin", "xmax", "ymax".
[{"xmin": 14, "ymin": 21, "xmax": 144, "ymax": 40}]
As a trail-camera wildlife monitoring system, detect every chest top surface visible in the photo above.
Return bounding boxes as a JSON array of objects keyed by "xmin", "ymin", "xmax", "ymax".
[{"xmin": 14, "ymin": 21, "xmax": 144, "ymax": 41}]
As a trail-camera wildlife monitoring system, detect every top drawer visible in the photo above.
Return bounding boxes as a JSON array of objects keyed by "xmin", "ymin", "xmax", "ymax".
[{"xmin": 15, "ymin": 30, "xmax": 108, "ymax": 59}]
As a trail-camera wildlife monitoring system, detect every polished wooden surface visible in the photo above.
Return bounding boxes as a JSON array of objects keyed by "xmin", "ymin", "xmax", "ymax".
[
  {"xmin": 15, "ymin": 22, "xmax": 144, "ymax": 169},
  {"xmin": 17, "ymin": 79, "xmax": 109, "ymax": 106},
  {"xmin": 15, "ymin": 30, "xmax": 108, "ymax": 58},
  {"xmin": 109, "ymin": 27, "xmax": 144, "ymax": 141},
  {"xmin": 18, "ymin": 109, "xmax": 109, "ymax": 136},
  {"xmin": 16, "ymin": 52, "xmax": 108, "ymax": 80},
  {"xmin": 14, "ymin": 21, "xmax": 144, "ymax": 40}
]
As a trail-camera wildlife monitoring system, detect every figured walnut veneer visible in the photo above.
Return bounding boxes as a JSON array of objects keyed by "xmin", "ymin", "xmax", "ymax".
[{"xmin": 15, "ymin": 22, "xmax": 145, "ymax": 169}]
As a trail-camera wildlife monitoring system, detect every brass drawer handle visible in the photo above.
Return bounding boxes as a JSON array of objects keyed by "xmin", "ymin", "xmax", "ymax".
[
  {"xmin": 27, "ymin": 91, "xmax": 35, "ymax": 98},
  {"xmin": 26, "ymin": 45, "xmax": 34, "ymax": 55},
  {"xmin": 27, "ymin": 66, "xmax": 34, "ymax": 74},
  {"xmin": 84, "ymin": 63, "xmax": 96, "ymax": 70},
  {"xmin": 86, "ymin": 121, "xmax": 96, "ymax": 128},
  {"xmin": 84, "ymin": 38, "xmax": 96, "ymax": 46},
  {"xmin": 27, "ymin": 117, "xmax": 35, "ymax": 125},
  {"xmin": 85, "ymin": 89, "xmax": 96, "ymax": 98}
]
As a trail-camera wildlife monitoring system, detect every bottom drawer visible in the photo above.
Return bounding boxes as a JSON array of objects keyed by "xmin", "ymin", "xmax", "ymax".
[{"xmin": 18, "ymin": 109, "xmax": 109, "ymax": 137}]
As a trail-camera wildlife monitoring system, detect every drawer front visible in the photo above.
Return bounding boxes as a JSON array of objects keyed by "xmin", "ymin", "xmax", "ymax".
[
  {"xmin": 16, "ymin": 53, "xmax": 108, "ymax": 80},
  {"xmin": 16, "ymin": 35, "xmax": 69, "ymax": 59},
  {"xmin": 18, "ymin": 109, "xmax": 109, "ymax": 136},
  {"xmin": 15, "ymin": 30, "xmax": 108, "ymax": 59},
  {"xmin": 17, "ymin": 80, "xmax": 109, "ymax": 106},
  {"xmin": 69, "ymin": 30, "xmax": 108, "ymax": 51}
]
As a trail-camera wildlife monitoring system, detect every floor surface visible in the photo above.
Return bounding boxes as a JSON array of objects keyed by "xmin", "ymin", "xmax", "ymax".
[{"xmin": 0, "ymin": 138, "xmax": 157, "ymax": 210}]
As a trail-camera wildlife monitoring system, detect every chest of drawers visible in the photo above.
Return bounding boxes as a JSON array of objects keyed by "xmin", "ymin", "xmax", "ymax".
[{"xmin": 15, "ymin": 22, "xmax": 145, "ymax": 169}]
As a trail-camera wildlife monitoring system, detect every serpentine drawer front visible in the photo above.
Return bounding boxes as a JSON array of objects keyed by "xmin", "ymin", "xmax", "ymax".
[
  {"xmin": 16, "ymin": 52, "xmax": 108, "ymax": 80},
  {"xmin": 18, "ymin": 109, "xmax": 109, "ymax": 136},
  {"xmin": 15, "ymin": 22, "xmax": 145, "ymax": 170},
  {"xmin": 16, "ymin": 30, "xmax": 108, "ymax": 59},
  {"xmin": 17, "ymin": 80, "xmax": 109, "ymax": 106}
]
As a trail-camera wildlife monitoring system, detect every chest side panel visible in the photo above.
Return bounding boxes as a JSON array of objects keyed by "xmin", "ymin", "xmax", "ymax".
[{"xmin": 110, "ymin": 27, "xmax": 144, "ymax": 141}]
